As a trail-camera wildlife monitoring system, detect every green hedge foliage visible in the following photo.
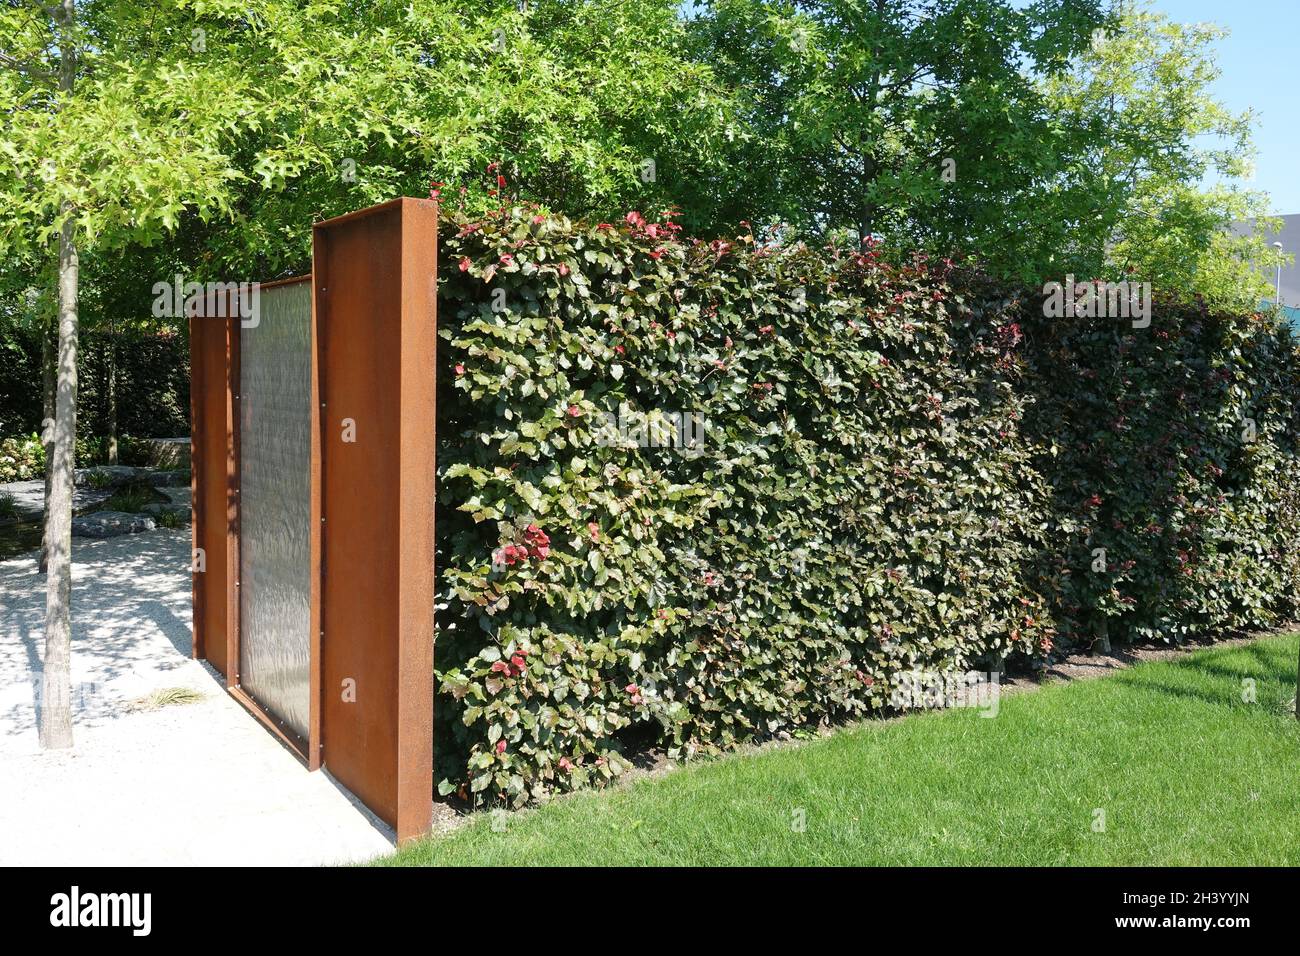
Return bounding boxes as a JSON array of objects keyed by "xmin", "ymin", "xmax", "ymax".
[
  {"xmin": 1020, "ymin": 296, "xmax": 1300, "ymax": 644},
  {"xmin": 433, "ymin": 205, "xmax": 1300, "ymax": 806},
  {"xmin": 0, "ymin": 433, "xmax": 171, "ymax": 483}
]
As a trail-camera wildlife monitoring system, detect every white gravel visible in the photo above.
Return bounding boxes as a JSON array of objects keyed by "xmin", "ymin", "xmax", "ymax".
[{"xmin": 0, "ymin": 529, "xmax": 395, "ymax": 865}]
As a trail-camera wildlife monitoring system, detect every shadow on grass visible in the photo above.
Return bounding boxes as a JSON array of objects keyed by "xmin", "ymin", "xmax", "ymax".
[{"xmin": 1110, "ymin": 634, "xmax": 1299, "ymax": 712}]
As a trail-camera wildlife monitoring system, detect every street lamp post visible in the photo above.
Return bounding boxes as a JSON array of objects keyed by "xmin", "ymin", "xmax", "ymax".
[{"xmin": 1273, "ymin": 240, "xmax": 1284, "ymax": 307}]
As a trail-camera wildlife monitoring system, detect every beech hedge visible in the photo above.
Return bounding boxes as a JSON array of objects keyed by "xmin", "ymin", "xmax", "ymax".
[{"xmin": 432, "ymin": 204, "xmax": 1300, "ymax": 806}]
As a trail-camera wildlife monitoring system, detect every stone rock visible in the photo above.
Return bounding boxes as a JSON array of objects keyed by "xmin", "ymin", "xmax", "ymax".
[
  {"xmin": 136, "ymin": 437, "xmax": 191, "ymax": 469},
  {"xmin": 147, "ymin": 468, "xmax": 192, "ymax": 488},
  {"xmin": 140, "ymin": 503, "xmax": 192, "ymax": 527},
  {"xmin": 161, "ymin": 487, "xmax": 192, "ymax": 509},
  {"xmin": 75, "ymin": 466, "xmax": 140, "ymax": 489},
  {"xmin": 71, "ymin": 511, "xmax": 156, "ymax": 538}
]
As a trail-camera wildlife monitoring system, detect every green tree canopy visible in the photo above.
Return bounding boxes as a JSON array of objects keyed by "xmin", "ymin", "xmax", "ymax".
[{"xmin": 689, "ymin": 0, "xmax": 1287, "ymax": 307}]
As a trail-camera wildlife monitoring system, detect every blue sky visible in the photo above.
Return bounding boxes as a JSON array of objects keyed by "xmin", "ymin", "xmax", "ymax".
[{"xmin": 1148, "ymin": 0, "xmax": 1297, "ymax": 214}]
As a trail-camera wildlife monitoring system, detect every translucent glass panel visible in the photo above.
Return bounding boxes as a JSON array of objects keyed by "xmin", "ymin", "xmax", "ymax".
[{"xmin": 239, "ymin": 281, "xmax": 312, "ymax": 741}]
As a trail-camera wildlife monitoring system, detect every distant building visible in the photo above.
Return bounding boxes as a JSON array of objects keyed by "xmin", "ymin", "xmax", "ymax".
[{"xmin": 1232, "ymin": 213, "xmax": 1300, "ymax": 325}]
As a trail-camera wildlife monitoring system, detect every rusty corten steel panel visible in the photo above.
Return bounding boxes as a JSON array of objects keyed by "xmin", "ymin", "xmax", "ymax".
[
  {"xmin": 313, "ymin": 198, "xmax": 436, "ymax": 842},
  {"xmin": 238, "ymin": 279, "xmax": 313, "ymax": 742},
  {"xmin": 190, "ymin": 304, "xmax": 235, "ymax": 678}
]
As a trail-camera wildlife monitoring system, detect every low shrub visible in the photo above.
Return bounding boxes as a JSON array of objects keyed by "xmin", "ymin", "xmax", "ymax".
[
  {"xmin": 83, "ymin": 468, "xmax": 117, "ymax": 490},
  {"xmin": 432, "ymin": 204, "xmax": 1300, "ymax": 807},
  {"xmin": 0, "ymin": 433, "xmax": 44, "ymax": 483},
  {"xmin": 101, "ymin": 479, "xmax": 166, "ymax": 514},
  {"xmin": 75, "ymin": 434, "xmax": 167, "ymax": 468}
]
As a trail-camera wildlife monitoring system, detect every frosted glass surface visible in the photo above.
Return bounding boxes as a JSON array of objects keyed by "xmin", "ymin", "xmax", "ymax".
[{"xmin": 239, "ymin": 281, "xmax": 312, "ymax": 741}]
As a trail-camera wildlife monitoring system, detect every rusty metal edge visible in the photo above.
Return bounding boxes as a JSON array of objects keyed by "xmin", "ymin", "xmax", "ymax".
[
  {"xmin": 308, "ymin": 255, "xmax": 324, "ymax": 772},
  {"xmin": 313, "ymin": 196, "xmax": 409, "ymax": 231},
  {"xmin": 311, "ymin": 196, "xmax": 437, "ymax": 843},
  {"xmin": 190, "ymin": 291, "xmax": 238, "ymax": 677},
  {"xmin": 258, "ymin": 274, "xmax": 311, "ymax": 291},
  {"xmin": 188, "ymin": 306, "xmax": 204, "ymax": 663},
  {"xmin": 225, "ymin": 310, "xmax": 240, "ymax": 690},
  {"xmin": 396, "ymin": 197, "xmax": 437, "ymax": 844},
  {"xmin": 194, "ymin": 201, "xmax": 434, "ymax": 833}
]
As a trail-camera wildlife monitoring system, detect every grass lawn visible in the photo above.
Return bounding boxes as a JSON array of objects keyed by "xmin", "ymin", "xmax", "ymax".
[{"xmin": 380, "ymin": 633, "xmax": 1300, "ymax": 866}]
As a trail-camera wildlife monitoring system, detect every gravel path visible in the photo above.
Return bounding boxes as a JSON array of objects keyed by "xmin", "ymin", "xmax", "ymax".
[
  {"xmin": 0, "ymin": 477, "xmax": 112, "ymax": 519},
  {"xmin": 0, "ymin": 530, "xmax": 395, "ymax": 865}
]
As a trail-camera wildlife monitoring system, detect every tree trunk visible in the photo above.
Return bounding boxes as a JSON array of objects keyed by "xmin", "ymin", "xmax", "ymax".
[
  {"xmin": 40, "ymin": 0, "xmax": 79, "ymax": 751},
  {"xmin": 38, "ymin": 312, "xmax": 56, "ymax": 574},
  {"xmin": 41, "ymin": 210, "xmax": 79, "ymax": 750},
  {"xmin": 106, "ymin": 320, "xmax": 117, "ymax": 465},
  {"xmin": 1094, "ymin": 615, "xmax": 1112, "ymax": 656}
]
